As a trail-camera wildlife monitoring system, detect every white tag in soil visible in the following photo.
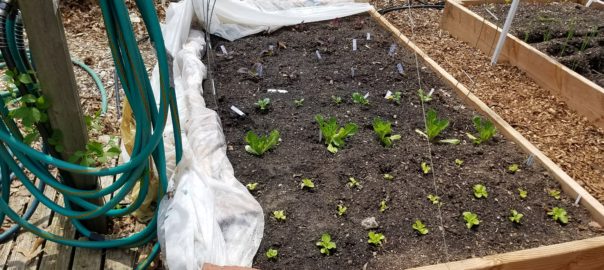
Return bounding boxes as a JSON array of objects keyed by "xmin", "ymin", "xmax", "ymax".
[
  {"xmin": 267, "ymin": 89, "xmax": 288, "ymax": 94},
  {"xmin": 388, "ymin": 44, "xmax": 397, "ymax": 56},
  {"xmin": 316, "ymin": 50, "xmax": 322, "ymax": 60},
  {"xmin": 366, "ymin": 32, "xmax": 371, "ymax": 40},
  {"xmin": 220, "ymin": 45, "xmax": 228, "ymax": 55},
  {"xmin": 364, "ymin": 92, "xmax": 369, "ymax": 99},
  {"xmin": 230, "ymin": 105, "xmax": 245, "ymax": 116},
  {"xmin": 352, "ymin": 39, "xmax": 357, "ymax": 51},
  {"xmin": 351, "ymin": 67, "xmax": 355, "ymax": 78},
  {"xmin": 384, "ymin": 91, "xmax": 393, "ymax": 99},
  {"xmin": 396, "ymin": 63, "xmax": 404, "ymax": 75}
]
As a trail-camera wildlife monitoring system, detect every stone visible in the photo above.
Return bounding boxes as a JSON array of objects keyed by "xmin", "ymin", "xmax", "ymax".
[{"xmin": 361, "ymin": 217, "xmax": 379, "ymax": 230}]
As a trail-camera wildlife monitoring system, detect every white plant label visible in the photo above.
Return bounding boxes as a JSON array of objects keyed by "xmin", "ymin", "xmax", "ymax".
[
  {"xmin": 428, "ymin": 88, "xmax": 435, "ymax": 96},
  {"xmin": 230, "ymin": 105, "xmax": 245, "ymax": 116},
  {"xmin": 267, "ymin": 89, "xmax": 288, "ymax": 94},
  {"xmin": 316, "ymin": 50, "xmax": 322, "ymax": 60},
  {"xmin": 352, "ymin": 39, "xmax": 357, "ymax": 51},
  {"xmin": 396, "ymin": 63, "xmax": 404, "ymax": 74},
  {"xmin": 525, "ymin": 154, "xmax": 535, "ymax": 166},
  {"xmin": 220, "ymin": 45, "xmax": 228, "ymax": 55},
  {"xmin": 351, "ymin": 67, "xmax": 355, "ymax": 78},
  {"xmin": 388, "ymin": 44, "xmax": 397, "ymax": 56},
  {"xmin": 575, "ymin": 194, "xmax": 582, "ymax": 205},
  {"xmin": 364, "ymin": 92, "xmax": 369, "ymax": 99},
  {"xmin": 384, "ymin": 91, "xmax": 393, "ymax": 99},
  {"xmin": 366, "ymin": 32, "xmax": 371, "ymax": 40}
]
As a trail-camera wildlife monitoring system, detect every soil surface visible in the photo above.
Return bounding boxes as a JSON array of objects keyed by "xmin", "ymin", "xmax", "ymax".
[
  {"xmin": 471, "ymin": 2, "xmax": 604, "ymax": 87},
  {"xmin": 212, "ymin": 15, "xmax": 601, "ymax": 269}
]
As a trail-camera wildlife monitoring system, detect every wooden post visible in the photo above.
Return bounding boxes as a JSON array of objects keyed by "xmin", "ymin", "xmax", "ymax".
[{"xmin": 19, "ymin": 0, "xmax": 107, "ymax": 233}]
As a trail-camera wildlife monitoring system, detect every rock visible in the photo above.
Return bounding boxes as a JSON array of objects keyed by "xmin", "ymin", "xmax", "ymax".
[{"xmin": 361, "ymin": 217, "xmax": 379, "ymax": 230}]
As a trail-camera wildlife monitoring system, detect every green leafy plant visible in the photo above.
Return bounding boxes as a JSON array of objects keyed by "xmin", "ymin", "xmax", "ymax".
[
  {"xmin": 412, "ymin": 220, "xmax": 429, "ymax": 235},
  {"xmin": 331, "ymin": 95, "xmax": 343, "ymax": 105},
  {"xmin": 417, "ymin": 89, "xmax": 433, "ymax": 103},
  {"xmin": 246, "ymin": 182, "xmax": 258, "ymax": 191},
  {"xmin": 548, "ymin": 189, "xmax": 561, "ymax": 200},
  {"xmin": 467, "ymin": 116, "xmax": 496, "ymax": 144},
  {"xmin": 294, "ymin": 98, "xmax": 304, "ymax": 107},
  {"xmin": 463, "ymin": 211, "xmax": 480, "ymax": 229},
  {"xmin": 427, "ymin": 194, "xmax": 440, "ymax": 205},
  {"xmin": 383, "ymin": 174, "xmax": 394, "ymax": 181},
  {"xmin": 316, "ymin": 233, "xmax": 337, "ymax": 255},
  {"xmin": 347, "ymin": 177, "xmax": 361, "ymax": 189},
  {"xmin": 368, "ymin": 231, "xmax": 385, "ymax": 246},
  {"xmin": 509, "ymin": 209, "xmax": 524, "ymax": 224},
  {"xmin": 300, "ymin": 178, "xmax": 315, "ymax": 190},
  {"xmin": 508, "ymin": 164, "xmax": 520, "ymax": 174},
  {"xmin": 421, "ymin": 162, "xmax": 431, "ymax": 175},
  {"xmin": 273, "ymin": 210, "xmax": 286, "ymax": 221},
  {"xmin": 473, "ymin": 184, "xmax": 488, "ymax": 199},
  {"xmin": 387, "ymin": 91, "xmax": 402, "ymax": 105},
  {"xmin": 244, "ymin": 130, "xmax": 280, "ymax": 156},
  {"xmin": 518, "ymin": 188, "xmax": 528, "ymax": 199},
  {"xmin": 416, "ymin": 109, "xmax": 458, "ymax": 144},
  {"xmin": 548, "ymin": 207, "xmax": 568, "ymax": 224},
  {"xmin": 255, "ymin": 98, "xmax": 271, "ymax": 111},
  {"xmin": 68, "ymin": 139, "xmax": 121, "ymax": 166},
  {"xmin": 372, "ymin": 117, "xmax": 401, "ymax": 147},
  {"xmin": 379, "ymin": 200, "xmax": 388, "ymax": 212},
  {"xmin": 315, "ymin": 115, "xmax": 358, "ymax": 153},
  {"xmin": 337, "ymin": 204, "xmax": 347, "ymax": 216},
  {"xmin": 266, "ymin": 248, "xmax": 278, "ymax": 260},
  {"xmin": 351, "ymin": 92, "xmax": 369, "ymax": 105},
  {"xmin": 455, "ymin": 159, "xmax": 464, "ymax": 167}
]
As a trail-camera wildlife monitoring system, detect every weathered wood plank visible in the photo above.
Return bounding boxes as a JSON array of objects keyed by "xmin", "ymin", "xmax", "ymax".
[
  {"xmin": 72, "ymin": 238, "xmax": 102, "ymax": 270},
  {"xmin": 0, "ymin": 241, "xmax": 15, "ymax": 269},
  {"xmin": 1, "ymin": 181, "xmax": 31, "ymax": 268},
  {"xmin": 38, "ymin": 195, "xmax": 76, "ymax": 270},
  {"xmin": 440, "ymin": 0, "xmax": 604, "ymax": 129},
  {"xmin": 104, "ymin": 248, "xmax": 136, "ymax": 270}
]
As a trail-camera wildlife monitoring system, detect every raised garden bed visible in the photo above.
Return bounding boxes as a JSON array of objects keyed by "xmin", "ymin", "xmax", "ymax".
[
  {"xmin": 441, "ymin": 0, "xmax": 604, "ymax": 129},
  {"xmin": 210, "ymin": 11, "xmax": 604, "ymax": 269}
]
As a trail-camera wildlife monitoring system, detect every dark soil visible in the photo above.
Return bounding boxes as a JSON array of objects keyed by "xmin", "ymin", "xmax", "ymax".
[
  {"xmin": 209, "ymin": 15, "xmax": 601, "ymax": 269},
  {"xmin": 471, "ymin": 2, "xmax": 604, "ymax": 87}
]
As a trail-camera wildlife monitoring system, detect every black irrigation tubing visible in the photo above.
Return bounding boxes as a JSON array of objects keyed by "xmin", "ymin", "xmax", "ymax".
[{"xmin": 377, "ymin": 3, "xmax": 445, "ymax": 15}]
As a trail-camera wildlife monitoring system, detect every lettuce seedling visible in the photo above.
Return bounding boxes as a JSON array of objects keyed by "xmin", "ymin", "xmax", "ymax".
[
  {"xmin": 427, "ymin": 194, "xmax": 440, "ymax": 205},
  {"xmin": 246, "ymin": 182, "xmax": 258, "ymax": 191},
  {"xmin": 548, "ymin": 189, "xmax": 561, "ymax": 200},
  {"xmin": 373, "ymin": 117, "xmax": 401, "ymax": 147},
  {"xmin": 383, "ymin": 174, "xmax": 394, "ymax": 181},
  {"xmin": 463, "ymin": 211, "xmax": 480, "ymax": 229},
  {"xmin": 368, "ymin": 231, "xmax": 385, "ymax": 246},
  {"xmin": 255, "ymin": 98, "xmax": 271, "ymax": 111},
  {"xmin": 273, "ymin": 210, "xmax": 286, "ymax": 221},
  {"xmin": 315, "ymin": 115, "xmax": 358, "ymax": 153},
  {"xmin": 245, "ymin": 130, "xmax": 280, "ymax": 156},
  {"xmin": 455, "ymin": 159, "xmax": 464, "ymax": 167},
  {"xmin": 412, "ymin": 220, "xmax": 429, "ymax": 235},
  {"xmin": 352, "ymin": 92, "xmax": 369, "ymax": 105},
  {"xmin": 417, "ymin": 89, "xmax": 433, "ymax": 103},
  {"xmin": 316, "ymin": 233, "xmax": 337, "ymax": 255},
  {"xmin": 300, "ymin": 178, "xmax": 315, "ymax": 190},
  {"xmin": 421, "ymin": 162, "xmax": 431, "ymax": 175},
  {"xmin": 331, "ymin": 95, "xmax": 343, "ymax": 105},
  {"xmin": 548, "ymin": 207, "xmax": 568, "ymax": 224},
  {"xmin": 294, "ymin": 98, "xmax": 304, "ymax": 107},
  {"xmin": 509, "ymin": 210, "xmax": 524, "ymax": 224},
  {"xmin": 347, "ymin": 177, "xmax": 361, "ymax": 189},
  {"xmin": 518, "ymin": 188, "xmax": 528, "ymax": 199},
  {"xmin": 379, "ymin": 200, "xmax": 388, "ymax": 212},
  {"xmin": 466, "ymin": 116, "xmax": 496, "ymax": 144},
  {"xmin": 473, "ymin": 184, "xmax": 488, "ymax": 198},
  {"xmin": 387, "ymin": 91, "xmax": 402, "ymax": 105},
  {"xmin": 416, "ymin": 109, "xmax": 458, "ymax": 144},
  {"xmin": 337, "ymin": 204, "xmax": 347, "ymax": 216},
  {"xmin": 508, "ymin": 164, "xmax": 520, "ymax": 174},
  {"xmin": 266, "ymin": 248, "xmax": 278, "ymax": 260}
]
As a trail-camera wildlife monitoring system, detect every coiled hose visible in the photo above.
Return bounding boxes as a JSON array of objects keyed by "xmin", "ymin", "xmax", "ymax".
[{"xmin": 0, "ymin": 0, "xmax": 182, "ymax": 269}]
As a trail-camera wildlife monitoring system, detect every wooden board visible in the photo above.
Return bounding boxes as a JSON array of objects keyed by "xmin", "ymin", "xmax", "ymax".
[
  {"xmin": 38, "ymin": 196, "xmax": 76, "ymax": 270},
  {"xmin": 461, "ymin": 0, "xmax": 604, "ymax": 9},
  {"xmin": 72, "ymin": 238, "xmax": 103, "ymax": 270},
  {"xmin": 440, "ymin": 0, "xmax": 604, "ymax": 129}
]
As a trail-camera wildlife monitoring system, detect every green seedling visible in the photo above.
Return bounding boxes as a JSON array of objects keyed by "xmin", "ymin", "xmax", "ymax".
[
  {"xmin": 412, "ymin": 220, "xmax": 429, "ymax": 235},
  {"xmin": 508, "ymin": 164, "xmax": 520, "ymax": 174},
  {"xmin": 331, "ymin": 95, "xmax": 343, "ymax": 105},
  {"xmin": 473, "ymin": 184, "xmax": 488, "ymax": 199},
  {"xmin": 273, "ymin": 210, "xmax": 286, "ymax": 221},
  {"xmin": 69, "ymin": 139, "xmax": 121, "ymax": 166},
  {"xmin": 421, "ymin": 162, "xmax": 431, "ymax": 175},
  {"xmin": 315, "ymin": 115, "xmax": 358, "ymax": 153},
  {"xmin": 415, "ymin": 109, "xmax": 458, "ymax": 144},
  {"xmin": 467, "ymin": 116, "xmax": 496, "ymax": 144},
  {"xmin": 368, "ymin": 231, "xmax": 385, "ymax": 246},
  {"xmin": 373, "ymin": 117, "xmax": 401, "ymax": 147},
  {"xmin": 255, "ymin": 97, "xmax": 271, "ymax": 111},
  {"xmin": 463, "ymin": 211, "xmax": 480, "ymax": 229},
  {"xmin": 347, "ymin": 177, "xmax": 361, "ymax": 189},
  {"xmin": 300, "ymin": 178, "xmax": 315, "ymax": 190},
  {"xmin": 387, "ymin": 91, "xmax": 402, "ymax": 105},
  {"xmin": 351, "ymin": 92, "xmax": 369, "ymax": 105},
  {"xmin": 427, "ymin": 194, "xmax": 440, "ymax": 205},
  {"xmin": 518, "ymin": 188, "xmax": 528, "ymax": 199},
  {"xmin": 548, "ymin": 189, "xmax": 561, "ymax": 200},
  {"xmin": 266, "ymin": 248, "xmax": 278, "ymax": 260},
  {"xmin": 337, "ymin": 204, "xmax": 347, "ymax": 216},
  {"xmin": 559, "ymin": 21, "xmax": 575, "ymax": 57},
  {"xmin": 383, "ymin": 174, "xmax": 394, "ymax": 181},
  {"xmin": 417, "ymin": 88, "xmax": 433, "ymax": 103},
  {"xmin": 246, "ymin": 182, "xmax": 258, "ymax": 191},
  {"xmin": 509, "ymin": 209, "xmax": 524, "ymax": 224},
  {"xmin": 244, "ymin": 130, "xmax": 280, "ymax": 156},
  {"xmin": 316, "ymin": 233, "xmax": 337, "ymax": 255},
  {"xmin": 580, "ymin": 26, "xmax": 598, "ymax": 52},
  {"xmin": 548, "ymin": 207, "xmax": 568, "ymax": 224},
  {"xmin": 294, "ymin": 98, "xmax": 304, "ymax": 107},
  {"xmin": 379, "ymin": 200, "xmax": 388, "ymax": 212},
  {"xmin": 455, "ymin": 159, "xmax": 464, "ymax": 167}
]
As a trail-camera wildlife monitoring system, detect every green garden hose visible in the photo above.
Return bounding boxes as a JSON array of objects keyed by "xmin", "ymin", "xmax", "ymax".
[{"xmin": 0, "ymin": 0, "xmax": 182, "ymax": 269}]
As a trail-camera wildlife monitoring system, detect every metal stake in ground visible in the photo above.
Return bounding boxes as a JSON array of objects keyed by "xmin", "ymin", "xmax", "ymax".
[{"xmin": 490, "ymin": 0, "xmax": 520, "ymax": 65}]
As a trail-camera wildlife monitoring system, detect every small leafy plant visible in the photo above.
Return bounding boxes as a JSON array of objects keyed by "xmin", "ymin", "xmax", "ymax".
[
  {"xmin": 294, "ymin": 98, "xmax": 304, "ymax": 107},
  {"xmin": 473, "ymin": 184, "xmax": 488, "ymax": 199},
  {"xmin": 421, "ymin": 162, "xmax": 431, "ymax": 175},
  {"xmin": 347, "ymin": 177, "xmax": 361, "ymax": 189},
  {"xmin": 548, "ymin": 189, "xmax": 561, "ymax": 200},
  {"xmin": 316, "ymin": 233, "xmax": 337, "ymax": 255},
  {"xmin": 467, "ymin": 116, "xmax": 496, "ymax": 144},
  {"xmin": 379, "ymin": 200, "xmax": 388, "ymax": 212},
  {"xmin": 244, "ymin": 130, "xmax": 280, "ymax": 156},
  {"xmin": 427, "ymin": 194, "xmax": 440, "ymax": 205},
  {"xmin": 518, "ymin": 188, "xmax": 528, "ymax": 199},
  {"xmin": 372, "ymin": 117, "xmax": 401, "ymax": 147},
  {"xmin": 368, "ymin": 231, "xmax": 385, "ymax": 246},
  {"xmin": 416, "ymin": 109, "xmax": 458, "ymax": 144},
  {"xmin": 300, "ymin": 178, "xmax": 315, "ymax": 190},
  {"xmin": 463, "ymin": 211, "xmax": 480, "ymax": 229},
  {"xmin": 548, "ymin": 207, "xmax": 568, "ymax": 224},
  {"xmin": 266, "ymin": 248, "xmax": 278, "ymax": 260},
  {"xmin": 273, "ymin": 210, "xmax": 286, "ymax": 221},
  {"xmin": 412, "ymin": 220, "xmax": 429, "ymax": 235},
  {"xmin": 455, "ymin": 159, "xmax": 464, "ymax": 167},
  {"xmin": 331, "ymin": 95, "xmax": 343, "ymax": 105},
  {"xmin": 69, "ymin": 139, "xmax": 121, "ymax": 166},
  {"xmin": 508, "ymin": 164, "xmax": 520, "ymax": 174},
  {"xmin": 337, "ymin": 204, "xmax": 347, "ymax": 216},
  {"xmin": 383, "ymin": 174, "xmax": 394, "ymax": 181},
  {"xmin": 351, "ymin": 92, "xmax": 369, "ymax": 105},
  {"xmin": 255, "ymin": 98, "xmax": 271, "ymax": 111},
  {"xmin": 417, "ymin": 89, "xmax": 433, "ymax": 103},
  {"xmin": 387, "ymin": 91, "xmax": 402, "ymax": 105},
  {"xmin": 509, "ymin": 209, "xmax": 524, "ymax": 224},
  {"xmin": 315, "ymin": 115, "xmax": 358, "ymax": 154},
  {"xmin": 246, "ymin": 182, "xmax": 258, "ymax": 191}
]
